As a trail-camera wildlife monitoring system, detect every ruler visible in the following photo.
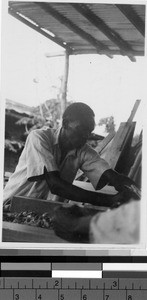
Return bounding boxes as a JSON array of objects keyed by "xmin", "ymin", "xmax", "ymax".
[{"xmin": 0, "ymin": 277, "xmax": 147, "ymax": 300}]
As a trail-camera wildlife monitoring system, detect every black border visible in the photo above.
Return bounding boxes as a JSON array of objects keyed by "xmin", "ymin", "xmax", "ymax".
[{"xmin": 0, "ymin": 256, "xmax": 147, "ymax": 263}]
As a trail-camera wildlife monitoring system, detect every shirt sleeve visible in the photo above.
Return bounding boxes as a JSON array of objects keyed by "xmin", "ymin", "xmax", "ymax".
[
  {"xmin": 89, "ymin": 201, "xmax": 140, "ymax": 244},
  {"xmin": 80, "ymin": 145, "xmax": 110, "ymax": 189},
  {"xmin": 25, "ymin": 130, "xmax": 59, "ymax": 180}
]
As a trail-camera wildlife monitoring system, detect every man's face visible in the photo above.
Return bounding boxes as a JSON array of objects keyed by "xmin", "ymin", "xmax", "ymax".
[{"xmin": 65, "ymin": 120, "xmax": 92, "ymax": 150}]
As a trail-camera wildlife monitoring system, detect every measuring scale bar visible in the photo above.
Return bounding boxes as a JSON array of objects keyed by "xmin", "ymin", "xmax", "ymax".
[
  {"xmin": 0, "ymin": 278, "xmax": 147, "ymax": 300},
  {"xmin": 0, "ymin": 263, "xmax": 102, "ymax": 278}
]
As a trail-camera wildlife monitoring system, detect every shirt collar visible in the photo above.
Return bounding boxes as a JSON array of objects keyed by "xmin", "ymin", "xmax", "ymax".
[{"xmin": 53, "ymin": 126, "xmax": 77, "ymax": 157}]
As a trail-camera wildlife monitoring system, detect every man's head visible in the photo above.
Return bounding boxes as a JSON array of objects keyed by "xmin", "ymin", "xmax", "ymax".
[{"xmin": 61, "ymin": 102, "xmax": 95, "ymax": 150}]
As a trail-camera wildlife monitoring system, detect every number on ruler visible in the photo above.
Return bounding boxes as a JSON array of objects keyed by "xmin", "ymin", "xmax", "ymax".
[
  {"xmin": 83, "ymin": 294, "xmax": 87, "ymax": 300},
  {"xmin": 60, "ymin": 294, "xmax": 64, "ymax": 300},
  {"xmin": 15, "ymin": 294, "xmax": 19, "ymax": 300},
  {"xmin": 54, "ymin": 280, "xmax": 59, "ymax": 287},
  {"xmin": 38, "ymin": 295, "xmax": 42, "ymax": 300},
  {"xmin": 113, "ymin": 281, "xmax": 118, "ymax": 288},
  {"xmin": 128, "ymin": 296, "xmax": 132, "ymax": 300},
  {"xmin": 105, "ymin": 295, "xmax": 109, "ymax": 300}
]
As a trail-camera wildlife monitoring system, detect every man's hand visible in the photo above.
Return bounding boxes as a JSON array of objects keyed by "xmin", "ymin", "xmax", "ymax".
[
  {"xmin": 111, "ymin": 174, "xmax": 141, "ymax": 200},
  {"xmin": 98, "ymin": 169, "xmax": 140, "ymax": 199},
  {"xmin": 110, "ymin": 190, "xmax": 133, "ymax": 209},
  {"xmin": 53, "ymin": 205, "xmax": 93, "ymax": 243},
  {"xmin": 113, "ymin": 173, "xmax": 135, "ymax": 191}
]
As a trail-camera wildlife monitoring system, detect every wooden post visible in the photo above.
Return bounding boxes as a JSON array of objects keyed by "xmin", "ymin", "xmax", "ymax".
[{"xmin": 60, "ymin": 50, "xmax": 70, "ymax": 117}]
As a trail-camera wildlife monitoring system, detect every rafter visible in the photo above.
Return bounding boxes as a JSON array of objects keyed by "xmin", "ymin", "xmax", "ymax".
[
  {"xmin": 8, "ymin": 6, "xmax": 73, "ymax": 54},
  {"xmin": 115, "ymin": 4, "xmax": 145, "ymax": 37},
  {"xmin": 36, "ymin": 2, "xmax": 113, "ymax": 58},
  {"xmin": 71, "ymin": 3, "xmax": 136, "ymax": 62},
  {"xmin": 71, "ymin": 48, "xmax": 143, "ymax": 57}
]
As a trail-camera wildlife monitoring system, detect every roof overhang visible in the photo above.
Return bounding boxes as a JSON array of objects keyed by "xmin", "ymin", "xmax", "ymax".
[{"xmin": 8, "ymin": 2, "xmax": 146, "ymax": 62}]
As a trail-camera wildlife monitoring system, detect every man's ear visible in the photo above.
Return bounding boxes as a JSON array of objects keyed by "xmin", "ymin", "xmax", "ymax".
[{"xmin": 62, "ymin": 118, "xmax": 69, "ymax": 129}]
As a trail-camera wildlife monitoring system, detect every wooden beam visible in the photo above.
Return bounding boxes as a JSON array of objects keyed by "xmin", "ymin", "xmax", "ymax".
[
  {"xmin": 115, "ymin": 123, "xmax": 136, "ymax": 174},
  {"xmin": 128, "ymin": 149, "xmax": 142, "ymax": 180},
  {"xmin": 45, "ymin": 52, "xmax": 65, "ymax": 58},
  {"xmin": 71, "ymin": 3, "xmax": 136, "ymax": 62},
  {"xmin": 73, "ymin": 181, "xmax": 117, "ymax": 196},
  {"xmin": 115, "ymin": 4, "xmax": 145, "ymax": 37},
  {"xmin": 8, "ymin": 7, "xmax": 73, "ymax": 54},
  {"xmin": 60, "ymin": 51, "xmax": 70, "ymax": 116},
  {"xmin": 36, "ymin": 2, "xmax": 113, "ymax": 58},
  {"xmin": 127, "ymin": 99, "xmax": 141, "ymax": 123},
  {"xmin": 100, "ymin": 100, "xmax": 141, "ymax": 170},
  {"xmin": 10, "ymin": 196, "xmax": 65, "ymax": 216},
  {"xmin": 10, "ymin": 195, "xmax": 102, "ymax": 215},
  {"xmin": 104, "ymin": 122, "xmax": 136, "ymax": 169},
  {"xmin": 71, "ymin": 48, "xmax": 144, "ymax": 57},
  {"xmin": 95, "ymin": 132, "xmax": 115, "ymax": 154}
]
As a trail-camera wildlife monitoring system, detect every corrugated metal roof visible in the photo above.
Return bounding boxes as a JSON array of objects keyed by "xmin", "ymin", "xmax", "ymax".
[{"xmin": 8, "ymin": 2, "xmax": 146, "ymax": 62}]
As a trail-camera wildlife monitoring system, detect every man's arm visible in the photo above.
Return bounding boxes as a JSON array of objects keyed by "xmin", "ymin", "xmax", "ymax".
[
  {"xmin": 44, "ymin": 167, "xmax": 118, "ymax": 207},
  {"xmin": 96, "ymin": 169, "xmax": 140, "ymax": 198}
]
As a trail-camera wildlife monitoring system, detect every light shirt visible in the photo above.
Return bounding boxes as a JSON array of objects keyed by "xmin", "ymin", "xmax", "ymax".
[
  {"xmin": 3, "ymin": 127, "xmax": 110, "ymax": 202},
  {"xmin": 90, "ymin": 201, "xmax": 140, "ymax": 244}
]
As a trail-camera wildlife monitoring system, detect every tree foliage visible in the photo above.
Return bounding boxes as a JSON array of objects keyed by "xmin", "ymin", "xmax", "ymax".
[
  {"xmin": 5, "ymin": 139, "xmax": 24, "ymax": 153},
  {"xmin": 5, "ymin": 99, "xmax": 73, "ymax": 153},
  {"xmin": 98, "ymin": 116, "xmax": 116, "ymax": 133}
]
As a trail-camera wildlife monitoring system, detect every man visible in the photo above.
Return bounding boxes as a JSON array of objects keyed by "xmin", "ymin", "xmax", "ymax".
[{"xmin": 3, "ymin": 102, "xmax": 135, "ymax": 208}]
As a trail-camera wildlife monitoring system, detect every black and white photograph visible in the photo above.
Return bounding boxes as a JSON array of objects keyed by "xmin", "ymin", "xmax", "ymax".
[{"xmin": 1, "ymin": 0, "xmax": 146, "ymax": 246}]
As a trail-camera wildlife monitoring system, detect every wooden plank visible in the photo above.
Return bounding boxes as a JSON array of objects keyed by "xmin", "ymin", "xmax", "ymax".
[
  {"xmin": 129, "ymin": 149, "xmax": 142, "ymax": 180},
  {"xmin": 115, "ymin": 5, "xmax": 145, "ymax": 37},
  {"xmin": 10, "ymin": 195, "xmax": 102, "ymax": 216},
  {"xmin": 73, "ymin": 180, "xmax": 117, "ymax": 195},
  {"xmin": 104, "ymin": 122, "xmax": 136, "ymax": 169},
  {"xmin": 2, "ymin": 222, "xmax": 67, "ymax": 243},
  {"xmin": 114, "ymin": 123, "xmax": 136, "ymax": 174},
  {"xmin": 127, "ymin": 99, "xmax": 141, "ymax": 123},
  {"xmin": 99, "ymin": 139, "xmax": 114, "ymax": 161},
  {"xmin": 10, "ymin": 196, "xmax": 68, "ymax": 216},
  {"xmin": 101, "ymin": 100, "xmax": 140, "ymax": 168},
  {"xmin": 95, "ymin": 132, "xmax": 115, "ymax": 154}
]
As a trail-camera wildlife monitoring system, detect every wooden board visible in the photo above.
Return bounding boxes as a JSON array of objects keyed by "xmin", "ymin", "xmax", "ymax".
[
  {"xmin": 95, "ymin": 132, "xmax": 115, "ymax": 154},
  {"xmin": 73, "ymin": 181, "xmax": 117, "ymax": 195},
  {"xmin": 10, "ymin": 194, "xmax": 102, "ymax": 216},
  {"xmin": 104, "ymin": 122, "xmax": 136, "ymax": 169},
  {"xmin": 127, "ymin": 99, "xmax": 141, "ymax": 123},
  {"xmin": 129, "ymin": 149, "xmax": 142, "ymax": 180},
  {"xmin": 10, "ymin": 196, "xmax": 65, "ymax": 216},
  {"xmin": 2, "ymin": 222, "xmax": 67, "ymax": 243},
  {"xmin": 100, "ymin": 100, "xmax": 140, "ymax": 169}
]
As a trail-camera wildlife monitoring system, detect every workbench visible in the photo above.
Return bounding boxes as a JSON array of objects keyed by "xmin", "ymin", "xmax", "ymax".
[{"xmin": 2, "ymin": 181, "xmax": 116, "ymax": 243}]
